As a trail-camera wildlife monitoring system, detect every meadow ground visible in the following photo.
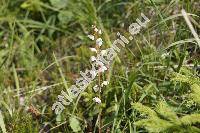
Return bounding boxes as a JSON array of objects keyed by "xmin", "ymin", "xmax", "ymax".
[{"xmin": 0, "ymin": 0, "xmax": 200, "ymax": 132}]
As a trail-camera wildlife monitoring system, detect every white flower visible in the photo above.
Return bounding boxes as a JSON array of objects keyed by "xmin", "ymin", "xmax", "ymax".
[
  {"xmin": 93, "ymin": 97, "xmax": 101, "ymax": 104},
  {"xmin": 101, "ymin": 81, "xmax": 109, "ymax": 87},
  {"xmin": 88, "ymin": 35, "xmax": 95, "ymax": 40},
  {"xmin": 96, "ymin": 38, "xmax": 103, "ymax": 47},
  {"xmin": 19, "ymin": 96, "xmax": 25, "ymax": 106},
  {"xmin": 161, "ymin": 52, "xmax": 170, "ymax": 59},
  {"xmin": 90, "ymin": 56, "xmax": 96, "ymax": 62},
  {"xmin": 98, "ymin": 29, "xmax": 102, "ymax": 34},
  {"xmin": 93, "ymin": 85, "xmax": 99, "ymax": 92},
  {"xmin": 90, "ymin": 48, "xmax": 97, "ymax": 53},
  {"xmin": 94, "ymin": 28, "xmax": 98, "ymax": 32},
  {"xmin": 98, "ymin": 65, "xmax": 107, "ymax": 73},
  {"xmin": 100, "ymin": 50, "xmax": 106, "ymax": 55},
  {"xmin": 95, "ymin": 61, "xmax": 107, "ymax": 73}
]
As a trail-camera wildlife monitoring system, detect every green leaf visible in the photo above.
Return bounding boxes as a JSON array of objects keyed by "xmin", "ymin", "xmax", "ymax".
[
  {"xmin": 20, "ymin": 0, "xmax": 42, "ymax": 11},
  {"xmin": 50, "ymin": 0, "xmax": 68, "ymax": 9},
  {"xmin": 58, "ymin": 11, "xmax": 73, "ymax": 24},
  {"xmin": 69, "ymin": 117, "xmax": 81, "ymax": 132}
]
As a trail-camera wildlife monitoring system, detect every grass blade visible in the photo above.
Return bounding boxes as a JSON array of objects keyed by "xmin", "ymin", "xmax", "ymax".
[{"xmin": 0, "ymin": 111, "xmax": 7, "ymax": 133}]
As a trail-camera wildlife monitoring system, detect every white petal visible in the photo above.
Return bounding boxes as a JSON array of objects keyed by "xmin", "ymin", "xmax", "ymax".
[
  {"xmin": 96, "ymin": 38, "xmax": 103, "ymax": 46},
  {"xmin": 90, "ymin": 56, "xmax": 96, "ymax": 61},
  {"xmin": 101, "ymin": 81, "xmax": 109, "ymax": 87},
  {"xmin": 93, "ymin": 97, "xmax": 101, "ymax": 104},
  {"xmin": 98, "ymin": 65, "xmax": 107, "ymax": 73},
  {"xmin": 98, "ymin": 29, "xmax": 102, "ymax": 34},
  {"xmin": 161, "ymin": 52, "xmax": 170, "ymax": 59},
  {"xmin": 93, "ymin": 85, "xmax": 98, "ymax": 88},
  {"xmin": 90, "ymin": 48, "xmax": 97, "ymax": 53},
  {"xmin": 102, "ymin": 66, "xmax": 107, "ymax": 70},
  {"xmin": 94, "ymin": 28, "xmax": 98, "ymax": 32},
  {"xmin": 19, "ymin": 97, "xmax": 25, "ymax": 106},
  {"xmin": 93, "ymin": 85, "xmax": 99, "ymax": 92},
  {"xmin": 88, "ymin": 35, "xmax": 95, "ymax": 40}
]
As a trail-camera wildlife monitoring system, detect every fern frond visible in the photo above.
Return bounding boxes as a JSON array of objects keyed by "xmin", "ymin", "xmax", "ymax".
[
  {"xmin": 187, "ymin": 126, "xmax": 200, "ymax": 133},
  {"xmin": 156, "ymin": 101, "xmax": 179, "ymax": 122},
  {"xmin": 189, "ymin": 83, "xmax": 200, "ymax": 104},
  {"xmin": 180, "ymin": 114, "xmax": 200, "ymax": 125},
  {"xmin": 179, "ymin": 67, "xmax": 194, "ymax": 76},
  {"xmin": 136, "ymin": 117, "xmax": 173, "ymax": 133},
  {"xmin": 171, "ymin": 72, "xmax": 200, "ymax": 104},
  {"xmin": 132, "ymin": 102, "xmax": 157, "ymax": 117},
  {"xmin": 171, "ymin": 72, "xmax": 197, "ymax": 85}
]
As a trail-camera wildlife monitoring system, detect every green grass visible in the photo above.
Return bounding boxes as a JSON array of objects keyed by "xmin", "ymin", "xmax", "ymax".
[{"xmin": 0, "ymin": 0, "xmax": 199, "ymax": 132}]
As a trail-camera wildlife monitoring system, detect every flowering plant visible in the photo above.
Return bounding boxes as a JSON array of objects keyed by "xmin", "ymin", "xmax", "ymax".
[
  {"xmin": 88, "ymin": 25, "xmax": 110, "ymax": 104},
  {"xmin": 52, "ymin": 13, "xmax": 150, "ymax": 115}
]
